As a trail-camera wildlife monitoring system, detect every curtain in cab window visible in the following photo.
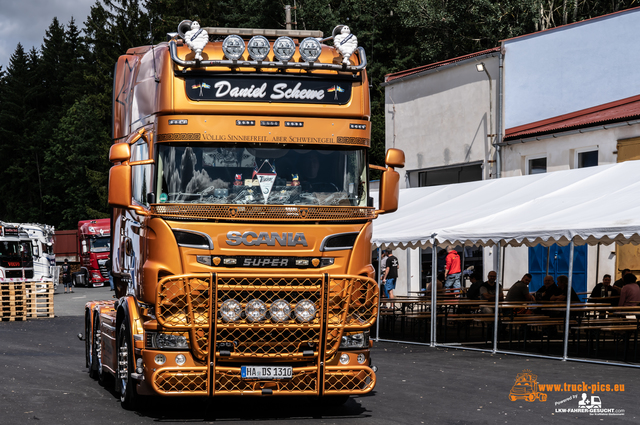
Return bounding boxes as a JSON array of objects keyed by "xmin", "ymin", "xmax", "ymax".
[{"xmin": 131, "ymin": 140, "xmax": 153, "ymax": 207}]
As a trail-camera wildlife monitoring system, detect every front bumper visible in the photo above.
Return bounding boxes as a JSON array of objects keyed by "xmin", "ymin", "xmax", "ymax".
[{"xmin": 143, "ymin": 272, "xmax": 378, "ymax": 396}]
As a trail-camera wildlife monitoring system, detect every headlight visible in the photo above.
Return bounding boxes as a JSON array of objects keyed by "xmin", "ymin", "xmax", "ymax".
[
  {"xmin": 221, "ymin": 299, "xmax": 242, "ymax": 322},
  {"xmin": 245, "ymin": 299, "xmax": 267, "ymax": 322},
  {"xmin": 340, "ymin": 331, "xmax": 370, "ymax": 349},
  {"xmin": 155, "ymin": 333, "xmax": 189, "ymax": 349},
  {"xmin": 294, "ymin": 299, "xmax": 317, "ymax": 322},
  {"xmin": 269, "ymin": 299, "xmax": 291, "ymax": 322}
]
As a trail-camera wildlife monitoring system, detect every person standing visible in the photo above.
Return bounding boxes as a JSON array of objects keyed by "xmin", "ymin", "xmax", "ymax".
[
  {"xmin": 382, "ymin": 250, "xmax": 399, "ymax": 299},
  {"xmin": 444, "ymin": 249, "xmax": 461, "ymax": 290},
  {"xmin": 105, "ymin": 256, "xmax": 114, "ymax": 291},
  {"xmin": 379, "ymin": 250, "xmax": 389, "ymax": 297},
  {"xmin": 61, "ymin": 259, "xmax": 73, "ymax": 294}
]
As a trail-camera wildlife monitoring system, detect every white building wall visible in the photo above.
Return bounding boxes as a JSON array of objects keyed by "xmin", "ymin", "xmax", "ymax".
[
  {"xmin": 503, "ymin": 8, "xmax": 640, "ymax": 129},
  {"xmin": 385, "ymin": 55, "xmax": 499, "ymax": 186}
]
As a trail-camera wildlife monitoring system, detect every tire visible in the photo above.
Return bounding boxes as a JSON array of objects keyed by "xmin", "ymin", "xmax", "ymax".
[
  {"xmin": 539, "ymin": 393, "xmax": 547, "ymax": 402},
  {"xmin": 509, "ymin": 394, "xmax": 516, "ymax": 402},
  {"xmin": 89, "ymin": 314, "xmax": 101, "ymax": 380},
  {"xmin": 117, "ymin": 321, "xmax": 138, "ymax": 410},
  {"xmin": 85, "ymin": 312, "xmax": 92, "ymax": 369}
]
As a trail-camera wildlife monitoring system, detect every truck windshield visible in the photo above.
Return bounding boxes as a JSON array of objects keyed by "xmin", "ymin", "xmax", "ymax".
[
  {"xmin": 156, "ymin": 144, "xmax": 368, "ymax": 206},
  {"xmin": 0, "ymin": 241, "xmax": 20, "ymax": 257},
  {"xmin": 20, "ymin": 241, "xmax": 33, "ymax": 258},
  {"xmin": 90, "ymin": 237, "xmax": 111, "ymax": 252}
]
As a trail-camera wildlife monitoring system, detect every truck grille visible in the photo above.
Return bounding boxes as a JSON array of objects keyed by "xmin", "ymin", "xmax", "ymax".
[
  {"xmin": 6, "ymin": 270, "xmax": 22, "ymax": 278},
  {"xmin": 155, "ymin": 272, "xmax": 378, "ymax": 395},
  {"xmin": 98, "ymin": 260, "xmax": 109, "ymax": 279}
]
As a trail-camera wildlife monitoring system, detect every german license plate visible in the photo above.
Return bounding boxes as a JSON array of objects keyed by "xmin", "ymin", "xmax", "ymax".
[{"xmin": 241, "ymin": 366, "xmax": 293, "ymax": 379}]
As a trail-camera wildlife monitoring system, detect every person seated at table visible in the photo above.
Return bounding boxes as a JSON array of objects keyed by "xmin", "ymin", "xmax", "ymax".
[
  {"xmin": 549, "ymin": 275, "xmax": 580, "ymax": 303},
  {"xmin": 589, "ymin": 274, "xmax": 614, "ymax": 299},
  {"xmin": 479, "ymin": 270, "xmax": 503, "ymax": 313},
  {"xmin": 425, "ymin": 272, "xmax": 445, "ymax": 296},
  {"xmin": 506, "ymin": 273, "xmax": 536, "ymax": 302},
  {"xmin": 618, "ymin": 273, "xmax": 640, "ymax": 306},
  {"xmin": 612, "ymin": 269, "xmax": 631, "ymax": 295},
  {"xmin": 535, "ymin": 275, "xmax": 558, "ymax": 301},
  {"xmin": 465, "ymin": 272, "xmax": 484, "ymax": 300}
]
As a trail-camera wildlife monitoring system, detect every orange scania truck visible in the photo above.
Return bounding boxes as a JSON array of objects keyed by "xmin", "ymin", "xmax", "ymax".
[{"xmin": 84, "ymin": 20, "xmax": 404, "ymax": 409}]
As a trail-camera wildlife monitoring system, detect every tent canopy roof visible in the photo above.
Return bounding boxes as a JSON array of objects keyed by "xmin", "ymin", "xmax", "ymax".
[{"xmin": 372, "ymin": 161, "xmax": 640, "ymax": 250}]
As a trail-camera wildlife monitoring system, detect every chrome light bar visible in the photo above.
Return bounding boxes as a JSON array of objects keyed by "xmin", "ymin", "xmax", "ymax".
[{"xmin": 169, "ymin": 40, "xmax": 367, "ymax": 73}]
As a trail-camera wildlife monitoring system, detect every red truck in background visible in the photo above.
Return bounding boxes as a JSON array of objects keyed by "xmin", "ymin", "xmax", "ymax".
[{"xmin": 53, "ymin": 219, "xmax": 111, "ymax": 287}]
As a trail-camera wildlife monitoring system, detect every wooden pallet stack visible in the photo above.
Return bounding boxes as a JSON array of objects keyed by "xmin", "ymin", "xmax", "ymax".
[
  {"xmin": 25, "ymin": 281, "xmax": 55, "ymax": 319},
  {"xmin": 1, "ymin": 281, "xmax": 28, "ymax": 321}
]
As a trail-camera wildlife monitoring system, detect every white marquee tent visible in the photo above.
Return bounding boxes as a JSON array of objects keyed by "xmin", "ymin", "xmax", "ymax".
[{"xmin": 372, "ymin": 160, "xmax": 640, "ymax": 249}]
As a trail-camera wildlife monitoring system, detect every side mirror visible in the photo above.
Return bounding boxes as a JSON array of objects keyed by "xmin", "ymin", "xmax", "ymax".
[
  {"xmin": 110, "ymin": 142, "xmax": 131, "ymax": 163},
  {"xmin": 82, "ymin": 240, "xmax": 88, "ymax": 254},
  {"xmin": 377, "ymin": 168, "xmax": 400, "ymax": 214},
  {"xmin": 109, "ymin": 164, "xmax": 133, "ymax": 208},
  {"xmin": 374, "ymin": 148, "xmax": 404, "ymax": 215},
  {"xmin": 385, "ymin": 148, "xmax": 405, "ymax": 168}
]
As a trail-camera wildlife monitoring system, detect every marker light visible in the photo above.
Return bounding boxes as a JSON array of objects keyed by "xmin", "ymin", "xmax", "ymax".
[
  {"xmin": 220, "ymin": 299, "xmax": 242, "ymax": 322},
  {"xmin": 222, "ymin": 35, "xmax": 245, "ymax": 60},
  {"xmin": 269, "ymin": 299, "xmax": 291, "ymax": 322},
  {"xmin": 294, "ymin": 299, "xmax": 317, "ymax": 322},
  {"xmin": 299, "ymin": 37, "xmax": 322, "ymax": 62},
  {"xmin": 273, "ymin": 36, "xmax": 296, "ymax": 62},
  {"xmin": 247, "ymin": 35, "xmax": 270, "ymax": 61},
  {"xmin": 245, "ymin": 299, "xmax": 267, "ymax": 322}
]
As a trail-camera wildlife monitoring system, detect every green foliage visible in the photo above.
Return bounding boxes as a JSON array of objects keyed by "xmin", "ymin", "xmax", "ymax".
[{"xmin": 0, "ymin": 0, "xmax": 638, "ymax": 227}]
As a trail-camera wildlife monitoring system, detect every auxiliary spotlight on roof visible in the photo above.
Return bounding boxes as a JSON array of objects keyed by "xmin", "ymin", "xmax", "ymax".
[
  {"xmin": 222, "ymin": 35, "xmax": 245, "ymax": 60},
  {"xmin": 273, "ymin": 36, "xmax": 296, "ymax": 62},
  {"xmin": 247, "ymin": 35, "xmax": 270, "ymax": 61},
  {"xmin": 299, "ymin": 37, "xmax": 322, "ymax": 63}
]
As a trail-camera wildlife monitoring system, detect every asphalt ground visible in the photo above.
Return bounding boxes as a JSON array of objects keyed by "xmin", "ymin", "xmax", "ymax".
[{"xmin": 1, "ymin": 286, "xmax": 639, "ymax": 424}]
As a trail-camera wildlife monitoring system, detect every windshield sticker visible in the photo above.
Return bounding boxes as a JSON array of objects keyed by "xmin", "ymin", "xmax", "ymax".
[{"xmin": 159, "ymin": 193, "xmax": 168, "ymax": 203}]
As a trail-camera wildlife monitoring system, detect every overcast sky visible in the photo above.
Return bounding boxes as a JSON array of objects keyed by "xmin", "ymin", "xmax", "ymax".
[{"xmin": 0, "ymin": 0, "xmax": 96, "ymax": 69}]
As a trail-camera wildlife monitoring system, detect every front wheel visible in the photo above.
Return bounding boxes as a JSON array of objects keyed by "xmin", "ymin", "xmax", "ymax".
[{"xmin": 117, "ymin": 321, "xmax": 138, "ymax": 410}]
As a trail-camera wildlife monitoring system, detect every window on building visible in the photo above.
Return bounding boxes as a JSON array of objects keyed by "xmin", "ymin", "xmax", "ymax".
[
  {"xmin": 577, "ymin": 150, "xmax": 598, "ymax": 168},
  {"xmin": 417, "ymin": 163, "xmax": 482, "ymax": 187},
  {"xmin": 528, "ymin": 157, "xmax": 547, "ymax": 175}
]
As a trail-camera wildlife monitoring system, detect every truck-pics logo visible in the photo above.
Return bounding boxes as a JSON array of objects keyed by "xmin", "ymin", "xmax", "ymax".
[
  {"xmin": 226, "ymin": 231, "xmax": 308, "ymax": 247},
  {"xmin": 508, "ymin": 370, "xmax": 547, "ymax": 402}
]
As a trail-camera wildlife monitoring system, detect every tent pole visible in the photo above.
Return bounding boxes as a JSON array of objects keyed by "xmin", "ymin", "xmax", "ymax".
[
  {"xmin": 595, "ymin": 243, "xmax": 601, "ymax": 289},
  {"xmin": 461, "ymin": 245, "xmax": 466, "ymax": 289},
  {"xmin": 431, "ymin": 239, "xmax": 438, "ymax": 347},
  {"xmin": 563, "ymin": 241, "xmax": 575, "ymax": 361},
  {"xmin": 376, "ymin": 247, "xmax": 381, "ymax": 342},
  {"xmin": 494, "ymin": 243, "xmax": 505, "ymax": 353},
  {"xmin": 407, "ymin": 247, "xmax": 412, "ymax": 295}
]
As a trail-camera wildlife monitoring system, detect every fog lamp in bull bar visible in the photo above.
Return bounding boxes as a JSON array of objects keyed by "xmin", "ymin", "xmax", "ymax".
[
  {"xmin": 340, "ymin": 331, "xmax": 369, "ymax": 349},
  {"xmin": 222, "ymin": 35, "xmax": 245, "ymax": 60},
  {"xmin": 247, "ymin": 35, "xmax": 270, "ymax": 61},
  {"xmin": 273, "ymin": 36, "xmax": 295, "ymax": 62},
  {"xmin": 357, "ymin": 353, "xmax": 366, "ymax": 364},
  {"xmin": 221, "ymin": 299, "xmax": 242, "ymax": 322},
  {"xmin": 154, "ymin": 354, "xmax": 166, "ymax": 365},
  {"xmin": 299, "ymin": 37, "xmax": 322, "ymax": 62},
  {"xmin": 175, "ymin": 354, "xmax": 187, "ymax": 365},
  {"xmin": 245, "ymin": 299, "xmax": 267, "ymax": 322},
  {"xmin": 269, "ymin": 299, "xmax": 291, "ymax": 322},
  {"xmin": 155, "ymin": 333, "xmax": 189, "ymax": 349},
  {"xmin": 339, "ymin": 353, "xmax": 350, "ymax": 365},
  {"xmin": 241, "ymin": 365, "xmax": 293, "ymax": 380},
  {"xmin": 294, "ymin": 299, "xmax": 316, "ymax": 322}
]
